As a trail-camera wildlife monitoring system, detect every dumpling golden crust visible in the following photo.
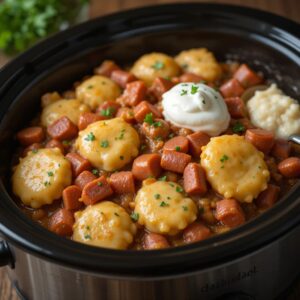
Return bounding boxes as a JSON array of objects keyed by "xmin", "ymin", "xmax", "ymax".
[
  {"xmin": 134, "ymin": 181, "xmax": 198, "ymax": 235},
  {"xmin": 76, "ymin": 75, "xmax": 121, "ymax": 110},
  {"xmin": 200, "ymin": 135, "xmax": 270, "ymax": 203},
  {"xmin": 75, "ymin": 118, "xmax": 140, "ymax": 171},
  {"xmin": 131, "ymin": 52, "xmax": 181, "ymax": 86},
  {"xmin": 41, "ymin": 99, "xmax": 90, "ymax": 127},
  {"xmin": 12, "ymin": 148, "xmax": 72, "ymax": 208},
  {"xmin": 175, "ymin": 48, "xmax": 222, "ymax": 82},
  {"xmin": 73, "ymin": 201, "xmax": 136, "ymax": 249}
]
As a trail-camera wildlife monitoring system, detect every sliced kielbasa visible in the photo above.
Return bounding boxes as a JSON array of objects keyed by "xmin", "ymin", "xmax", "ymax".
[
  {"xmin": 134, "ymin": 101, "xmax": 162, "ymax": 123},
  {"xmin": 62, "ymin": 185, "xmax": 82, "ymax": 211},
  {"xmin": 75, "ymin": 170, "xmax": 97, "ymax": 190},
  {"xmin": 66, "ymin": 152, "xmax": 92, "ymax": 177},
  {"xmin": 245, "ymin": 129, "xmax": 275, "ymax": 154},
  {"xmin": 220, "ymin": 78, "xmax": 245, "ymax": 98},
  {"xmin": 278, "ymin": 157, "xmax": 300, "ymax": 178},
  {"xmin": 47, "ymin": 116, "xmax": 78, "ymax": 140},
  {"xmin": 143, "ymin": 232, "xmax": 169, "ymax": 250},
  {"xmin": 17, "ymin": 126, "xmax": 44, "ymax": 146},
  {"xmin": 49, "ymin": 208, "xmax": 74, "ymax": 236},
  {"xmin": 233, "ymin": 64, "xmax": 262, "ymax": 88},
  {"xmin": 161, "ymin": 150, "xmax": 191, "ymax": 173},
  {"xmin": 110, "ymin": 171, "xmax": 135, "ymax": 194},
  {"xmin": 187, "ymin": 131, "xmax": 210, "ymax": 157},
  {"xmin": 183, "ymin": 163, "xmax": 207, "ymax": 195},
  {"xmin": 163, "ymin": 136, "xmax": 189, "ymax": 153},
  {"xmin": 111, "ymin": 70, "xmax": 137, "ymax": 88},
  {"xmin": 183, "ymin": 222, "xmax": 211, "ymax": 244}
]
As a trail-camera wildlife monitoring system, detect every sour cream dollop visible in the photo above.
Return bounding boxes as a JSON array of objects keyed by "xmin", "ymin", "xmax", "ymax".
[{"xmin": 162, "ymin": 82, "xmax": 230, "ymax": 136}]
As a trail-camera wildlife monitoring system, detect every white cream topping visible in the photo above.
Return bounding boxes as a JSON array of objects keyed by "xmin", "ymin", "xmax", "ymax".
[{"xmin": 162, "ymin": 83, "xmax": 230, "ymax": 136}]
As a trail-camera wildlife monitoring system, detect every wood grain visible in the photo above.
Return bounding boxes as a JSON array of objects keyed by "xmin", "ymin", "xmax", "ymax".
[{"xmin": 0, "ymin": 0, "xmax": 299, "ymax": 299}]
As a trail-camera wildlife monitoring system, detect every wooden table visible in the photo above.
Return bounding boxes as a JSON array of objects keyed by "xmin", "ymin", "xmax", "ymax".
[{"xmin": 0, "ymin": 0, "xmax": 299, "ymax": 299}]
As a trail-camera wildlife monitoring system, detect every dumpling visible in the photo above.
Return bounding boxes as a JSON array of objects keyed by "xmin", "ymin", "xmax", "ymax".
[
  {"xmin": 12, "ymin": 148, "xmax": 72, "ymax": 208},
  {"xmin": 73, "ymin": 201, "xmax": 136, "ymax": 249}
]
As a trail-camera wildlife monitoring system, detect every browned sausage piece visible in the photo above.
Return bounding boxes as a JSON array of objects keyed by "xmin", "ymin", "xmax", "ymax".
[
  {"xmin": 75, "ymin": 170, "xmax": 97, "ymax": 190},
  {"xmin": 49, "ymin": 208, "xmax": 74, "ymax": 236},
  {"xmin": 220, "ymin": 78, "xmax": 245, "ymax": 98},
  {"xmin": 62, "ymin": 185, "xmax": 82, "ymax": 211},
  {"xmin": 163, "ymin": 136, "xmax": 189, "ymax": 153},
  {"xmin": 183, "ymin": 163, "xmax": 207, "ymax": 195},
  {"xmin": 132, "ymin": 154, "xmax": 162, "ymax": 181},
  {"xmin": 17, "ymin": 126, "xmax": 44, "ymax": 146},
  {"xmin": 224, "ymin": 97, "xmax": 245, "ymax": 118},
  {"xmin": 111, "ymin": 70, "xmax": 137, "ymax": 88},
  {"xmin": 22, "ymin": 143, "xmax": 42, "ymax": 157},
  {"xmin": 133, "ymin": 101, "xmax": 162, "ymax": 123},
  {"xmin": 215, "ymin": 199, "xmax": 245, "ymax": 228},
  {"xmin": 255, "ymin": 184, "xmax": 280, "ymax": 210},
  {"xmin": 187, "ymin": 131, "xmax": 210, "ymax": 157},
  {"xmin": 149, "ymin": 77, "xmax": 175, "ymax": 100},
  {"xmin": 183, "ymin": 222, "xmax": 211, "ymax": 244},
  {"xmin": 271, "ymin": 139, "xmax": 291, "ymax": 161},
  {"xmin": 97, "ymin": 101, "xmax": 121, "ymax": 119},
  {"xmin": 143, "ymin": 232, "xmax": 169, "ymax": 250},
  {"xmin": 233, "ymin": 64, "xmax": 262, "ymax": 88},
  {"xmin": 65, "ymin": 153, "xmax": 92, "ymax": 177},
  {"xmin": 118, "ymin": 80, "xmax": 147, "ymax": 107},
  {"xmin": 110, "ymin": 171, "xmax": 135, "ymax": 194},
  {"xmin": 245, "ymin": 129, "xmax": 275, "ymax": 154},
  {"xmin": 45, "ymin": 139, "xmax": 65, "ymax": 154},
  {"xmin": 179, "ymin": 72, "xmax": 204, "ymax": 83},
  {"xmin": 278, "ymin": 157, "xmax": 300, "ymax": 178},
  {"xmin": 81, "ymin": 176, "xmax": 113, "ymax": 205},
  {"xmin": 78, "ymin": 112, "xmax": 104, "ymax": 131},
  {"xmin": 94, "ymin": 60, "xmax": 120, "ymax": 77},
  {"xmin": 116, "ymin": 107, "xmax": 136, "ymax": 124},
  {"xmin": 47, "ymin": 116, "xmax": 78, "ymax": 141},
  {"xmin": 161, "ymin": 150, "xmax": 191, "ymax": 174},
  {"xmin": 141, "ymin": 119, "xmax": 170, "ymax": 140}
]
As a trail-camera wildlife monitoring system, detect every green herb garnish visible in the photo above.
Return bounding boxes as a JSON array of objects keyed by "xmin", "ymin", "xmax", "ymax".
[
  {"xmin": 153, "ymin": 121, "xmax": 162, "ymax": 128},
  {"xmin": 97, "ymin": 182, "xmax": 103, "ymax": 187},
  {"xmin": 115, "ymin": 129, "xmax": 126, "ymax": 140},
  {"xmin": 85, "ymin": 132, "xmax": 95, "ymax": 142},
  {"xmin": 151, "ymin": 61, "xmax": 164, "ymax": 70},
  {"xmin": 220, "ymin": 154, "xmax": 229, "ymax": 163},
  {"xmin": 158, "ymin": 175, "xmax": 167, "ymax": 181},
  {"xmin": 154, "ymin": 194, "xmax": 161, "ymax": 199},
  {"xmin": 32, "ymin": 149, "xmax": 38, "ymax": 154},
  {"xmin": 84, "ymin": 234, "xmax": 91, "ymax": 240},
  {"xmin": 130, "ymin": 212, "xmax": 139, "ymax": 222},
  {"xmin": 175, "ymin": 146, "xmax": 181, "ymax": 152},
  {"xmin": 176, "ymin": 186, "xmax": 183, "ymax": 193},
  {"xmin": 101, "ymin": 107, "xmax": 115, "ymax": 117},
  {"xmin": 191, "ymin": 85, "xmax": 199, "ymax": 94},
  {"xmin": 44, "ymin": 181, "xmax": 51, "ymax": 186},
  {"xmin": 47, "ymin": 171, "xmax": 54, "ymax": 177},
  {"xmin": 144, "ymin": 113, "xmax": 154, "ymax": 125},
  {"xmin": 160, "ymin": 201, "xmax": 169, "ymax": 207},
  {"xmin": 92, "ymin": 169, "xmax": 99, "ymax": 176},
  {"xmin": 180, "ymin": 90, "xmax": 187, "ymax": 96},
  {"xmin": 182, "ymin": 206, "xmax": 188, "ymax": 211},
  {"xmin": 100, "ymin": 140, "xmax": 109, "ymax": 148},
  {"xmin": 114, "ymin": 212, "xmax": 119, "ymax": 217},
  {"xmin": 232, "ymin": 122, "xmax": 246, "ymax": 134}
]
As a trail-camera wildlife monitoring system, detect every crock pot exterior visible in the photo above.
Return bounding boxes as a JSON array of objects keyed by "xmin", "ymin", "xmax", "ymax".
[{"xmin": 0, "ymin": 3, "xmax": 300, "ymax": 300}]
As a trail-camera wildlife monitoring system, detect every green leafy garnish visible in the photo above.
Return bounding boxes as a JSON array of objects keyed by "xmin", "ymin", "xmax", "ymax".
[
  {"xmin": 47, "ymin": 171, "xmax": 54, "ymax": 177},
  {"xmin": 84, "ymin": 234, "xmax": 91, "ymax": 240},
  {"xmin": 114, "ymin": 212, "xmax": 119, "ymax": 217},
  {"xmin": 62, "ymin": 140, "xmax": 70, "ymax": 146},
  {"xmin": 182, "ymin": 206, "xmax": 188, "ymax": 211},
  {"xmin": 191, "ymin": 85, "xmax": 199, "ymax": 94},
  {"xmin": 180, "ymin": 90, "xmax": 187, "ymax": 96},
  {"xmin": 97, "ymin": 182, "xmax": 103, "ymax": 187},
  {"xmin": 232, "ymin": 122, "xmax": 246, "ymax": 134},
  {"xmin": 44, "ymin": 181, "xmax": 51, "ymax": 186},
  {"xmin": 100, "ymin": 140, "xmax": 109, "ymax": 148},
  {"xmin": 158, "ymin": 175, "xmax": 167, "ymax": 181},
  {"xmin": 154, "ymin": 194, "xmax": 161, "ymax": 199},
  {"xmin": 160, "ymin": 201, "xmax": 169, "ymax": 207},
  {"xmin": 92, "ymin": 169, "xmax": 99, "ymax": 176},
  {"xmin": 115, "ymin": 129, "xmax": 126, "ymax": 140},
  {"xmin": 130, "ymin": 212, "xmax": 139, "ymax": 222},
  {"xmin": 220, "ymin": 154, "xmax": 229, "ymax": 163},
  {"xmin": 32, "ymin": 149, "xmax": 38, "ymax": 154},
  {"xmin": 176, "ymin": 186, "xmax": 183, "ymax": 193},
  {"xmin": 85, "ymin": 132, "xmax": 95, "ymax": 141},
  {"xmin": 144, "ymin": 113, "xmax": 154, "ymax": 125},
  {"xmin": 175, "ymin": 146, "xmax": 181, "ymax": 152},
  {"xmin": 101, "ymin": 107, "xmax": 115, "ymax": 117},
  {"xmin": 151, "ymin": 61, "xmax": 164, "ymax": 70},
  {"xmin": 153, "ymin": 121, "xmax": 162, "ymax": 128}
]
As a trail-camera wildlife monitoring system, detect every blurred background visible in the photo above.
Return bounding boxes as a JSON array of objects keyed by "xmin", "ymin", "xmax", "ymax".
[{"xmin": 0, "ymin": 0, "xmax": 299, "ymax": 67}]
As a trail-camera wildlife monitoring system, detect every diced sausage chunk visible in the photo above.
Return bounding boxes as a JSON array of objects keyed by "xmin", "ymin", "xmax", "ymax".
[
  {"xmin": 118, "ymin": 81, "xmax": 147, "ymax": 107},
  {"xmin": 49, "ymin": 208, "xmax": 74, "ymax": 236},
  {"xmin": 134, "ymin": 101, "xmax": 162, "ymax": 123},
  {"xmin": 46, "ymin": 139, "xmax": 65, "ymax": 154},
  {"xmin": 271, "ymin": 139, "xmax": 291, "ymax": 161},
  {"xmin": 187, "ymin": 131, "xmax": 210, "ymax": 157},
  {"xmin": 97, "ymin": 101, "xmax": 120, "ymax": 119},
  {"xmin": 224, "ymin": 97, "xmax": 245, "ymax": 118},
  {"xmin": 66, "ymin": 152, "xmax": 92, "ymax": 177},
  {"xmin": 233, "ymin": 64, "xmax": 262, "ymax": 88},
  {"xmin": 116, "ymin": 107, "xmax": 135, "ymax": 124},
  {"xmin": 183, "ymin": 163, "xmax": 207, "ymax": 195},
  {"xmin": 215, "ymin": 199, "xmax": 245, "ymax": 228},
  {"xmin": 149, "ymin": 77, "xmax": 175, "ymax": 100},
  {"xmin": 81, "ymin": 176, "xmax": 113, "ymax": 205},
  {"xmin": 78, "ymin": 112, "xmax": 104, "ymax": 131},
  {"xmin": 142, "ymin": 119, "xmax": 170, "ymax": 140},
  {"xmin": 47, "ymin": 116, "xmax": 78, "ymax": 140},
  {"xmin": 245, "ymin": 129, "xmax": 275, "ymax": 154},
  {"xmin": 183, "ymin": 222, "xmax": 211, "ymax": 244},
  {"xmin": 179, "ymin": 73, "xmax": 204, "ymax": 83},
  {"xmin": 143, "ymin": 232, "xmax": 170, "ymax": 250},
  {"xmin": 110, "ymin": 171, "xmax": 135, "ymax": 194},
  {"xmin": 62, "ymin": 185, "xmax": 82, "ymax": 210},
  {"xmin": 163, "ymin": 136, "xmax": 189, "ymax": 153},
  {"xmin": 74, "ymin": 170, "xmax": 97, "ymax": 190},
  {"xmin": 111, "ymin": 70, "xmax": 137, "ymax": 88},
  {"xmin": 132, "ymin": 154, "xmax": 162, "ymax": 181},
  {"xmin": 161, "ymin": 150, "xmax": 191, "ymax": 173},
  {"xmin": 255, "ymin": 184, "xmax": 280, "ymax": 210},
  {"xmin": 17, "ymin": 126, "xmax": 44, "ymax": 146},
  {"xmin": 278, "ymin": 157, "xmax": 300, "ymax": 178},
  {"xmin": 94, "ymin": 60, "xmax": 120, "ymax": 77},
  {"xmin": 220, "ymin": 78, "xmax": 245, "ymax": 98}
]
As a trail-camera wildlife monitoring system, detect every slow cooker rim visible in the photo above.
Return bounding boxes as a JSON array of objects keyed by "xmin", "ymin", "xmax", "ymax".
[{"xmin": 0, "ymin": 3, "xmax": 300, "ymax": 277}]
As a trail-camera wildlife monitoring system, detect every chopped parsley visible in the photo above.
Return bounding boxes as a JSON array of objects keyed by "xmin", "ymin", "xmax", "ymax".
[
  {"xmin": 100, "ymin": 140, "xmax": 109, "ymax": 148},
  {"xmin": 44, "ymin": 181, "xmax": 51, "ymax": 187},
  {"xmin": 220, "ymin": 154, "xmax": 229, "ymax": 163},
  {"xmin": 175, "ymin": 146, "xmax": 181, "ymax": 152},
  {"xmin": 180, "ymin": 90, "xmax": 187, "ymax": 96},
  {"xmin": 168, "ymin": 133, "xmax": 175, "ymax": 139},
  {"xmin": 97, "ymin": 182, "xmax": 103, "ymax": 187},
  {"xmin": 130, "ymin": 212, "xmax": 139, "ymax": 222},
  {"xmin": 160, "ymin": 201, "xmax": 169, "ymax": 207},
  {"xmin": 92, "ymin": 169, "xmax": 99, "ymax": 176},
  {"xmin": 140, "ymin": 144, "xmax": 147, "ymax": 151},
  {"xmin": 86, "ymin": 226, "xmax": 90, "ymax": 230},
  {"xmin": 158, "ymin": 175, "xmax": 167, "ymax": 181},
  {"xmin": 114, "ymin": 212, "xmax": 120, "ymax": 217},
  {"xmin": 115, "ymin": 129, "xmax": 126, "ymax": 140},
  {"xmin": 47, "ymin": 171, "xmax": 54, "ymax": 177},
  {"xmin": 100, "ymin": 107, "xmax": 115, "ymax": 117},
  {"xmin": 154, "ymin": 136, "xmax": 163, "ymax": 141},
  {"xmin": 84, "ymin": 234, "xmax": 91, "ymax": 240},
  {"xmin": 167, "ymin": 196, "xmax": 171, "ymax": 200},
  {"xmin": 154, "ymin": 194, "xmax": 161, "ymax": 199},
  {"xmin": 87, "ymin": 85, "xmax": 94, "ymax": 89},
  {"xmin": 232, "ymin": 122, "xmax": 246, "ymax": 134},
  {"xmin": 191, "ymin": 85, "xmax": 199, "ymax": 94},
  {"xmin": 32, "ymin": 149, "xmax": 38, "ymax": 154},
  {"xmin": 169, "ymin": 183, "xmax": 175, "ymax": 187},
  {"xmin": 84, "ymin": 132, "xmax": 95, "ymax": 142},
  {"xmin": 153, "ymin": 121, "xmax": 162, "ymax": 128},
  {"xmin": 62, "ymin": 140, "xmax": 71, "ymax": 146},
  {"xmin": 151, "ymin": 61, "xmax": 164, "ymax": 70},
  {"xmin": 120, "ymin": 156, "xmax": 124, "ymax": 160},
  {"xmin": 144, "ymin": 113, "xmax": 154, "ymax": 125},
  {"xmin": 176, "ymin": 186, "xmax": 183, "ymax": 193},
  {"xmin": 182, "ymin": 206, "xmax": 188, "ymax": 211}
]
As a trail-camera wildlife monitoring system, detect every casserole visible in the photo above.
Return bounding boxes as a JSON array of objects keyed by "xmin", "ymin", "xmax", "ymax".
[{"xmin": 0, "ymin": 3, "xmax": 300, "ymax": 299}]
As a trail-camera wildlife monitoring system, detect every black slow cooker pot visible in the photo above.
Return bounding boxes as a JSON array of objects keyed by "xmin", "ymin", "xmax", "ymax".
[{"xmin": 0, "ymin": 3, "xmax": 299, "ymax": 300}]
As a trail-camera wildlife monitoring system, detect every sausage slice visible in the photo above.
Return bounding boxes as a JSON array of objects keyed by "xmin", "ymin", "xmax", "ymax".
[
  {"xmin": 49, "ymin": 208, "xmax": 74, "ymax": 236},
  {"xmin": 66, "ymin": 153, "xmax": 92, "ymax": 177},
  {"xmin": 183, "ymin": 163, "xmax": 207, "ymax": 195},
  {"xmin": 245, "ymin": 129, "xmax": 275, "ymax": 154},
  {"xmin": 278, "ymin": 157, "xmax": 300, "ymax": 178},
  {"xmin": 163, "ymin": 136, "xmax": 189, "ymax": 153},
  {"xmin": 132, "ymin": 154, "xmax": 162, "ymax": 181},
  {"xmin": 161, "ymin": 150, "xmax": 191, "ymax": 173},
  {"xmin": 47, "ymin": 116, "xmax": 78, "ymax": 140},
  {"xmin": 62, "ymin": 185, "xmax": 82, "ymax": 211},
  {"xmin": 110, "ymin": 171, "xmax": 135, "ymax": 194},
  {"xmin": 17, "ymin": 126, "xmax": 44, "ymax": 146}
]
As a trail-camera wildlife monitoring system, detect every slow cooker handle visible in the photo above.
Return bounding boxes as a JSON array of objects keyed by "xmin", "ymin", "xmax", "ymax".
[{"xmin": 0, "ymin": 240, "xmax": 14, "ymax": 268}]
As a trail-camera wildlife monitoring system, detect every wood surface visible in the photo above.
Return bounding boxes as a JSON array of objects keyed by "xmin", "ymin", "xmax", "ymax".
[{"xmin": 0, "ymin": 0, "xmax": 299, "ymax": 299}]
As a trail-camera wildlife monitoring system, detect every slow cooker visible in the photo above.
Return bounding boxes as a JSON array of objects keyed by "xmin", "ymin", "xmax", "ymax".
[{"xmin": 0, "ymin": 3, "xmax": 299, "ymax": 300}]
